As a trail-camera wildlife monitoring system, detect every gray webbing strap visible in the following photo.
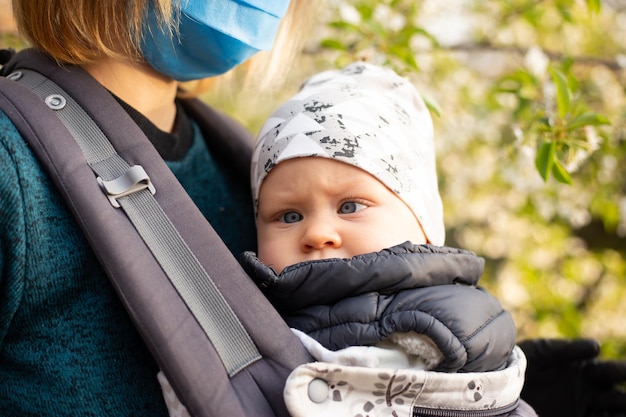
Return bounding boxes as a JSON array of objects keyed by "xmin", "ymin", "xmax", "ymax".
[{"xmin": 9, "ymin": 69, "xmax": 261, "ymax": 376}]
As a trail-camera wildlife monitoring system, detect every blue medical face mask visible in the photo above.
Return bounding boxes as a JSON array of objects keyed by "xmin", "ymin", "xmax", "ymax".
[{"xmin": 141, "ymin": 0, "xmax": 290, "ymax": 81}]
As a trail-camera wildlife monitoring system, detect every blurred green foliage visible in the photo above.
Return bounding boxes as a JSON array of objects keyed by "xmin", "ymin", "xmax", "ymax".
[{"xmin": 311, "ymin": 0, "xmax": 626, "ymax": 358}]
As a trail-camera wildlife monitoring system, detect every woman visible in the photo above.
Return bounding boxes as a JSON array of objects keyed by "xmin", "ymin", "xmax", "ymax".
[{"xmin": 0, "ymin": 1, "xmax": 312, "ymax": 416}]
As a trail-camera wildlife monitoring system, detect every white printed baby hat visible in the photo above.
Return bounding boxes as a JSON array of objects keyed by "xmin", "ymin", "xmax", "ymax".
[{"xmin": 251, "ymin": 61, "xmax": 445, "ymax": 246}]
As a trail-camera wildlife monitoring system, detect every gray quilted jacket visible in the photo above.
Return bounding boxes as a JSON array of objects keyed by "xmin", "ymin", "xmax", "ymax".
[
  {"xmin": 241, "ymin": 242, "xmax": 538, "ymax": 416},
  {"xmin": 240, "ymin": 242, "xmax": 515, "ymax": 373}
]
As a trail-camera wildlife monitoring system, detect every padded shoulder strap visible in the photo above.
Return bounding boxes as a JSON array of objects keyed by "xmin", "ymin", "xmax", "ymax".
[
  {"xmin": 15, "ymin": 66, "xmax": 262, "ymax": 375},
  {"xmin": 0, "ymin": 49, "xmax": 310, "ymax": 417}
]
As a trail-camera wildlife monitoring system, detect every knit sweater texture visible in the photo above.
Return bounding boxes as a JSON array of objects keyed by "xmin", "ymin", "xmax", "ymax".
[{"xmin": 0, "ymin": 109, "xmax": 256, "ymax": 417}]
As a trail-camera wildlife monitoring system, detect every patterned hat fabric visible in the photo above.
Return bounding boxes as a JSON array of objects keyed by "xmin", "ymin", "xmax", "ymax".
[{"xmin": 251, "ymin": 61, "xmax": 445, "ymax": 246}]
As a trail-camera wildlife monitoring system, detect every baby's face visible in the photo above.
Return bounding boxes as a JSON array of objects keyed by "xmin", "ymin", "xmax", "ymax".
[{"xmin": 256, "ymin": 157, "xmax": 426, "ymax": 273}]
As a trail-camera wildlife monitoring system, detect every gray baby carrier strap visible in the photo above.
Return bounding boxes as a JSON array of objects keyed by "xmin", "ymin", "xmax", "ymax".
[{"xmin": 0, "ymin": 48, "xmax": 310, "ymax": 417}]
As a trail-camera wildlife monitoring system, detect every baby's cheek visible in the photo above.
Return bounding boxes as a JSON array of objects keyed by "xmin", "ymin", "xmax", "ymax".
[{"xmin": 257, "ymin": 239, "xmax": 290, "ymax": 274}]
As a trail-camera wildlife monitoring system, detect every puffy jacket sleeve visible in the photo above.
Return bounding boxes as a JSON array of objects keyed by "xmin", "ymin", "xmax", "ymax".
[{"xmin": 285, "ymin": 284, "xmax": 517, "ymax": 373}]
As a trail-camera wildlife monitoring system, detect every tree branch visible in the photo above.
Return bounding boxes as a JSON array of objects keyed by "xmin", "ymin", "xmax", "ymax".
[{"xmin": 446, "ymin": 41, "xmax": 624, "ymax": 73}]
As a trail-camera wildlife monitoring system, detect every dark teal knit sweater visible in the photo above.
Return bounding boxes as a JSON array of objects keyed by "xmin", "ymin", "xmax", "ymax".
[{"xmin": 0, "ymin": 109, "xmax": 256, "ymax": 416}]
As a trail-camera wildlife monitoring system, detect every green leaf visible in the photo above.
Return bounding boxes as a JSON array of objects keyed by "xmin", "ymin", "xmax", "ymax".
[
  {"xmin": 557, "ymin": 5, "xmax": 574, "ymax": 22},
  {"xmin": 355, "ymin": 3, "xmax": 373, "ymax": 19},
  {"xmin": 388, "ymin": 45, "xmax": 419, "ymax": 70},
  {"xmin": 368, "ymin": 20, "xmax": 387, "ymax": 38},
  {"xmin": 586, "ymin": 0, "xmax": 602, "ymax": 14},
  {"xmin": 535, "ymin": 140, "xmax": 555, "ymax": 181},
  {"xmin": 410, "ymin": 28, "xmax": 440, "ymax": 47},
  {"xmin": 537, "ymin": 117, "xmax": 552, "ymax": 129},
  {"xmin": 328, "ymin": 21, "xmax": 359, "ymax": 31},
  {"xmin": 421, "ymin": 95, "xmax": 441, "ymax": 118},
  {"xmin": 552, "ymin": 160, "xmax": 573, "ymax": 184},
  {"xmin": 566, "ymin": 112, "xmax": 611, "ymax": 130},
  {"xmin": 319, "ymin": 38, "xmax": 347, "ymax": 51},
  {"xmin": 550, "ymin": 69, "xmax": 571, "ymax": 118}
]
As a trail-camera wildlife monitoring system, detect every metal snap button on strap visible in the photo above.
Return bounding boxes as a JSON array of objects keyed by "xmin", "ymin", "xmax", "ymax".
[
  {"xmin": 7, "ymin": 71, "xmax": 22, "ymax": 81},
  {"xmin": 44, "ymin": 94, "xmax": 67, "ymax": 110},
  {"xmin": 308, "ymin": 378, "xmax": 329, "ymax": 404}
]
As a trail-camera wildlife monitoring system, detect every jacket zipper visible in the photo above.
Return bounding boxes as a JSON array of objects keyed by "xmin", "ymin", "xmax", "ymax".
[{"xmin": 412, "ymin": 399, "xmax": 520, "ymax": 417}]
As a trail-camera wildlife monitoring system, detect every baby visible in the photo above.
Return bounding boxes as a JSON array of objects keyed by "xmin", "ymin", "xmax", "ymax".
[{"xmin": 240, "ymin": 62, "xmax": 536, "ymax": 417}]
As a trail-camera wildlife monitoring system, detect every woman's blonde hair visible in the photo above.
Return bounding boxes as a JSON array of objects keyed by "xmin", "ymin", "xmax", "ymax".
[
  {"xmin": 11, "ymin": 0, "xmax": 159, "ymax": 64},
  {"xmin": 11, "ymin": 0, "xmax": 316, "ymax": 91}
]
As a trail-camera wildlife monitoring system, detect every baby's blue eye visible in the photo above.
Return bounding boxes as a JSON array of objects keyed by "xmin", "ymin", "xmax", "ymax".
[
  {"xmin": 280, "ymin": 211, "xmax": 303, "ymax": 223},
  {"xmin": 339, "ymin": 201, "xmax": 366, "ymax": 214}
]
